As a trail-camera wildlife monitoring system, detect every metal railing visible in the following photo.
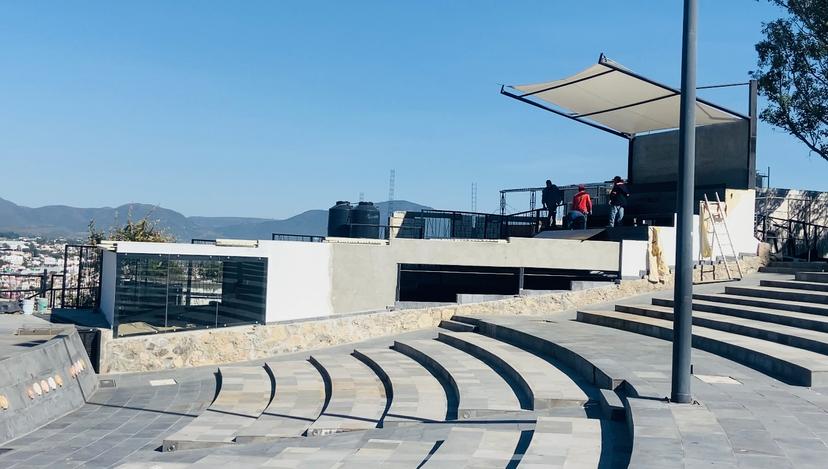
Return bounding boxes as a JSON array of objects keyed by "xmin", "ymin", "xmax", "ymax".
[
  {"xmin": 756, "ymin": 214, "xmax": 828, "ymax": 261},
  {"xmin": 271, "ymin": 233, "xmax": 326, "ymax": 242}
]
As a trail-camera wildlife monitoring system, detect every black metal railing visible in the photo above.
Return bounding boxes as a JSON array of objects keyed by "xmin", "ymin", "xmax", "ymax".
[
  {"xmin": 756, "ymin": 214, "xmax": 828, "ymax": 261},
  {"xmin": 396, "ymin": 209, "xmax": 543, "ymax": 240},
  {"xmin": 191, "ymin": 239, "xmax": 217, "ymax": 245},
  {"xmin": 271, "ymin": 233, "xmax": 326, "ymax": 242}
]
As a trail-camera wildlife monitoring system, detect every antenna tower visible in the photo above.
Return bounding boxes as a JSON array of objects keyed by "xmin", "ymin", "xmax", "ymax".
[
  {"xmin": 388, "ymin": 169, "xmax": 396, "ymax": 216},
  {"xmin": 471, "ymin": 182, "xmax": 478, "ymax": 212}
]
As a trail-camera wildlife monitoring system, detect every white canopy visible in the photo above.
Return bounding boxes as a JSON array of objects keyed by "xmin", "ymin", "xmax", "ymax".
[{"xmin": 505, "ymin": 57, "xmax": 746, "ymax": 136}]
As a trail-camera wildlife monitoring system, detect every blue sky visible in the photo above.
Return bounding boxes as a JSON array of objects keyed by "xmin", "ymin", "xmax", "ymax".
[{"xmin": 0, "ymin": 1, "xmax": 824, "ymax": 218}]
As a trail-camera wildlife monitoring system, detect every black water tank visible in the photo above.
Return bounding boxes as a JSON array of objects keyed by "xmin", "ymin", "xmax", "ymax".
[
  {"xmin": 351, "ymin": 201, "xmax": 380, "ymax": 238},
  {"xmin": 327, "ymin": 201, "xmax": 352, "ymax": 237}
]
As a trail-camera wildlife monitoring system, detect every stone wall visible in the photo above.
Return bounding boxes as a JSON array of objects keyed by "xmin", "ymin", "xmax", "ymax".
[
  {"xmin": 0, "ymin": 329, "xmax": 98, "ymax": 445},
  {"xmin": 100, "ymin": 255, "xmax": 765, "ymax": 374}
]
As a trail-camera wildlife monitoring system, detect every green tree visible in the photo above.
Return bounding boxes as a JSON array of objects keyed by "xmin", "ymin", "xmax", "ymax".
[
  {"xmin": 88, "ymin": 206, "xmax": 174, "ymax": 244},
  {"xmin": 753, "ymin": 0, "xmax": 828, "ymax": 161}
]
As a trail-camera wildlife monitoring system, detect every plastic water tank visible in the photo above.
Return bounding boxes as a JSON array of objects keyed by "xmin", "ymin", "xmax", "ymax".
[
  {"xmin": 351, "ymin": 202, "xmax": 380, "ymax": 238},
  {"xmin": 327, "ymin": 201, "xmax": 352, "ymax": 237}
]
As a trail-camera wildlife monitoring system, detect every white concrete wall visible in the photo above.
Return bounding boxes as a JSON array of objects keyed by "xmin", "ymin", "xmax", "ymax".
[
  {"xmin": 620, "ymin": 240, "xmax": 648, "ymax": 279},
  {"xmin": 258, "ymin": 241, "xmax": 334, "ymax": 322},
  {"xmin": 99, "ymin": 249, "xmax": 117, "ymax": 327}
]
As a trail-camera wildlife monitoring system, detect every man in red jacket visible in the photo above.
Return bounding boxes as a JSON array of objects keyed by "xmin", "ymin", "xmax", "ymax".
[{"xmin": 568, "ymin": 184, "xmax": 592, "ymax": 229}]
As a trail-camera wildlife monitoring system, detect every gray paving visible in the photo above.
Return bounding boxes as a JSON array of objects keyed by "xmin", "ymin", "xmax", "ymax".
[
  {"xmin": 423, "ymin": 426, "xmax": 523, "ymax": 468},
  {"xmin": 438, "ymin": 331, "xmax": 589, "ymax": 409},
  {"xmin": 353, "ymin": 347, "xmax": 447, "ymax": 425},
  {"xmin": 518, "ymin": 416, "xmax": 601, "ymax": 468},
  {"xmin": 394, "ymin": 338, "xmax": 522, "ymax": 418},
  {"xmin": 162, "ymin": 366, "xmax": 272, "ymax": 450},
  {"xmin": 306, "ymin": 354, "xmax": 387, "ymax": 436},
  {"xmin": 235, "ymin": 360, "xmax": 325, "ymax": 442}
]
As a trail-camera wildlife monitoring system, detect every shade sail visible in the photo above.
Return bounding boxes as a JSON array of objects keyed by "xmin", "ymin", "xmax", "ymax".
[{"xmin": 504, "ymin": 57, "xmax": 746, "ymax": 137}]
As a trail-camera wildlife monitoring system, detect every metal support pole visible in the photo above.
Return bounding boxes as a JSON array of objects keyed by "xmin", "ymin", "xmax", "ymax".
[{"xmin": 671, "ymin": 0, "xmax": 697, "ymax": 404}]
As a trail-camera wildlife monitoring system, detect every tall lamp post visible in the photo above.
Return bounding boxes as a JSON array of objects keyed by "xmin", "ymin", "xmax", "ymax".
[{"xmin": 671, "ymin": 0, "xmax": 697, "ymax": 404}]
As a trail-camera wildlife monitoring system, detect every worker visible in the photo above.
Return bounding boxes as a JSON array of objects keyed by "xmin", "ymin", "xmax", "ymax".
[
  {"xmin": 608, "ymin": 176, "xmax": 630, "ymax": 227},
  {"xmin": 569, "ymin": 184, "xmax": 592, "ymax": 229},
  {"xmin": 541, "ymin": 179, "xmax": 563, "ymax": 228}
]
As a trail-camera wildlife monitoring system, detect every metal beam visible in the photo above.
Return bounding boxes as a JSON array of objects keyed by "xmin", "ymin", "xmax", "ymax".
[
  {"xmin": 500, "ymin": 87, "xmax": 631, "ymax": 139},
  {"xmin": 599, "ymin": 53, "xmax": 749, "ymax": 121},
  {"xmin": 671, "ymin": 0, "xmax": 697, "ymax": 405}
]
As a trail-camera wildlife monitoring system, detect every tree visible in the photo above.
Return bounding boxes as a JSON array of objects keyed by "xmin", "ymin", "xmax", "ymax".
[
  {"xmin": 753, "ymin": 0, "xmax": 828, "ymax": 162},
  {"xmin": 88, "ymin": 206, "xmax": 174, "ymax": 244}
]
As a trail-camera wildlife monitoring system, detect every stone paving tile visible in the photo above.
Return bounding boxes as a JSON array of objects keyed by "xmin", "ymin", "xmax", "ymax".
[
  {"xmin": 353, "ymin": 348, "xmax": 447, "ymax": 425},
  {"xmin": 394, "ymin": 338, "xmax": 522, "ymax": 418},
  {"xmin": 306, "ymin": 354, "xmax": 387, "ymax": 436},
  {"xmin": 235, "ymin": 360, "xmax": 326, "ymax": 442}
]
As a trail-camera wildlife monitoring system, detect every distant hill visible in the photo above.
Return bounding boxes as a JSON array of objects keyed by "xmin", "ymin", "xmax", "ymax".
[{"xmin": 0, "ymin": 197, "xmax": 431, "ymax": 241}]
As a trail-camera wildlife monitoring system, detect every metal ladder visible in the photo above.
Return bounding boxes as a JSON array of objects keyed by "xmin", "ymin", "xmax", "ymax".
[{"xmin": 701, "ymin": 193, "xmax": 743, "ymax": 280}]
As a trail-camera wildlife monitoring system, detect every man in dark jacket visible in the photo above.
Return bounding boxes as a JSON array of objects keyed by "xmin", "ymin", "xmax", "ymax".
[
  {"xmin": 541, "ymin": 180, "xmax": 563, "ymax": 228},
  {"xmin": 608, "ymin": 176, "xmax": 629, "ymax": 227}
]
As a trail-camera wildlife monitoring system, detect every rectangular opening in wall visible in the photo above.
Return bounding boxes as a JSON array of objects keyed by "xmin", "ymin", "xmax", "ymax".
[
  {"xmin": 113, "ymin": 254, "xmax": 267, "ymax": 338},
  {"xmin": 398, "ymin": 264, "xmax": 520, "ymax": 302}
]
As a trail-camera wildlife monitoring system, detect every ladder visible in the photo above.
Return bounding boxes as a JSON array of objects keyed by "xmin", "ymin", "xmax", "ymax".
[{"xmin": 701, "ymin": 193, "xmax": 743, "ymax": 280}]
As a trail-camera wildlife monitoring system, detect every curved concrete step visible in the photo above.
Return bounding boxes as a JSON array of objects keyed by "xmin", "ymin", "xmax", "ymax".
[
  {"xmin": 339, "ymin": 439, "xmax": 436, "ymax": 468},
  {"xmin": 423, "ymin": 426, "xmax": 523, "ymax": 468},
  {"xmin": 306, "ymin": 354, "xmax": 387, "ymax": 436},
  {"xmin": 769, "ymin": 261, "xmax": 828, "ymax": 269},
  {"xmin": 694, "ymin": 292, "xmax": 828, "ymax": 316},
  {"xmin": 796, "ymin": 272, "xmax": 828, "ymax": 283},
  {"xmin": 518, "ymin": 416, "xmax": 602, "ymax": 468},
  {"xmin": 353, "ymin": 348, "xmax": 447, "ymax": 425},
  {"xmin": 725, "ymin": 285, "xmax": 828, "ymax": 304},
  {"xmin": 234, "ymin": 360, "xmax": 326, "ymax": 443},
  {"xmin": 760, "ymin": 266, "xmax": 824, "ymax": 274},
  {"xmin": 616, "ymin": 303, "xmax": 828, "ymax": 356},
  {"xmin": 437, "ymin": 331, "xmax": 588, "ymax": 410},
  {"xmin": 653, "ymin": 297, "xmax": 828, "ymax": 333},
  {"xmin": 577, "ymin": 309, "xmax": 828, "ymax": 386},
  {"xmin": 261, "ymin": 446, "xmax": 355, "ymax": 467},
  {"xmin": 760, "ymin": 279, "xmax": 828, "ymax": 292},
  {"xmin": 393, "ymin": 339, "xmax": 522, "ymax": 419},
  {"xmin": 162, "ymin": 366, "xmax": 273, "ymax": 451}
]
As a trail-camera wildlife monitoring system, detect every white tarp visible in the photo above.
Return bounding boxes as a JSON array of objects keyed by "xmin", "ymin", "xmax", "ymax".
[{"xmin": 511, "ymin": 62, "xmax": 743, "ymax": 135}]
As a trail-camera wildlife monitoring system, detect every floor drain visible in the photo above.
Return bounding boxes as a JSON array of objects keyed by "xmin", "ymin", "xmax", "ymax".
[{"xmin": 99, "ymin": 379, "xmax": 116, "ymax": 388}]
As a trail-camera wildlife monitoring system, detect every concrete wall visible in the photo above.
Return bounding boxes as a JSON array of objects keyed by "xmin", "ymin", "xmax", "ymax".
[
  {"xmin": 0, "ymin": 329, "xmax": 98, "ymax": 445},
  {"xmin": 328, "ymin": 237, "xmax": 622, "ymax": 315}
]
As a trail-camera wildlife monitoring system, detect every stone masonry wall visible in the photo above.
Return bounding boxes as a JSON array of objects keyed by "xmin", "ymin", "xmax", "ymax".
[{"xmin": 101, "ymin": 255, "xmax": 765, "ymax": 374}]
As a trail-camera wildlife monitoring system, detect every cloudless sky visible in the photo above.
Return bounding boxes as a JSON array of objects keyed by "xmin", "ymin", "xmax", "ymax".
[{"xmin": 0, "ymin": 0, "xmax": 825, "ymax": 218}]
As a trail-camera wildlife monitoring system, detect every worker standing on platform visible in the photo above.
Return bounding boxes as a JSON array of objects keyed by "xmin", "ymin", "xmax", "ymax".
[
  {"xmin": 541, "ymin": 179, "xmax": 563, "ymax": 228},
  {"xmin": 569, "ymin": 184, "xmax": 592, "ymax": 229},
  {"xmin": 608, "ymin": 176, "xmax": 629, "ymax": 227}
]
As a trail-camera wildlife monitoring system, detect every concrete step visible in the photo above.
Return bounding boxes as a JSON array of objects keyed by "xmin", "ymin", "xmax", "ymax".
[
  {"xmin": 616, "ymin": 303, "xmax": 828, "ymax": 356},
  {"xmin": 438, "ymin": 319, "xmax": 477, "ymax": 332},
  {"xmin": 393, "ymin": 339, "xmax": 522, "ymax": 419},
  {"xmin": 257, "ymin": 446, "xmax": 355, "ymax": 467},
  {"xmin": 577, "ymin": 309, "xmax": 828, "ymax": 386},
  {"xmin": 759, "ymin": 266, "xmax": 817, "ymax": 274},
  {"xmin": 162, "ymin": 366, "xmax": 273, "ymax": 451},
  {"xmin": 519, "ymin": 416, "xmax": 602, "ymax": 468},
  {"xmin": 437, "ymin": 331, "xmax": 588, "ymax": 410},
  {"xmin": 234, "ymin": 360, "xmax": 325, "ymax": 443},
  {"xmin": 760, "ymin": 279, "xmax": 828, "ymax": 292},
  {"xmin": 306, "ymin": 354, "xmax": 387, "ymax": 436},
  {"xmin": 796, "ymin": 272, "xmax": 828, "ymax": 283},
  {"xmin": 725, "ymin": 285, "xmax": 828, "ymax": 305},
  {"xmin": 694, "ymin": 292, "xmax": 828, "ymax": 317},
  {"xmin": 598, "ymin": 389, "xmax": 625, "ymax": 421},
  {"xmin": 654, "ymin": 297, "xmax": 828, "ymax": 333},
  {"xmin": 339, "ymin": 439, "xmax": 436, "ymax": 468},
  {"xmin": 353, "ymin": 348, "xmax": 447, "ymax": 425},
  {"xmin": 769, "ymin": 261, "xmax": 828, "ymax": 269},
  {"xmin": 422, "ymin": 426, "xmax": 522, "ymax": 467}
]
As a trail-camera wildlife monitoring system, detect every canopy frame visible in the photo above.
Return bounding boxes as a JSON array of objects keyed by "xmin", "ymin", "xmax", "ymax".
[{"xmin": 500, "ymin": 54, "xmax": 749, "ymax": 140}]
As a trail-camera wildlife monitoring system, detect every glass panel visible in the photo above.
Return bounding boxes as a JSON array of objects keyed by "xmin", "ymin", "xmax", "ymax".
[
  {"xmin": 113, "ymin": 253, "xmax": 267, "ymax": 338},
  {"xmin": 114, "ymin": 254, "xmax": 168, "ymax": 337}
]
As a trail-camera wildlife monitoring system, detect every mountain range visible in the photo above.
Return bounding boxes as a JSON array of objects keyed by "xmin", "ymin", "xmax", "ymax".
[{"xmin": 0, "ymin": 197, "xmax": 430, "ymax": 241}]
